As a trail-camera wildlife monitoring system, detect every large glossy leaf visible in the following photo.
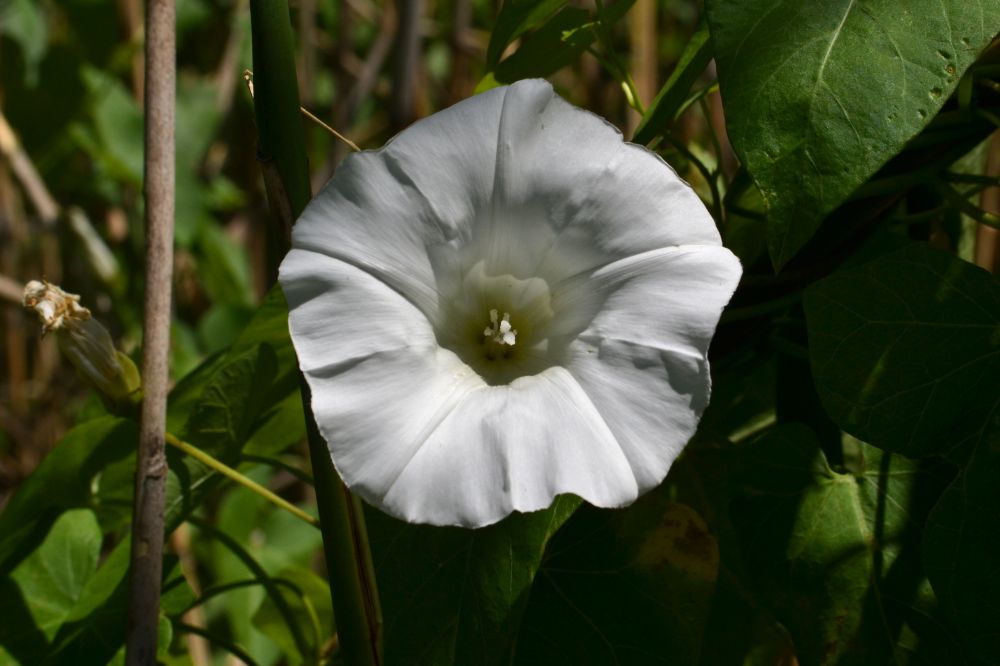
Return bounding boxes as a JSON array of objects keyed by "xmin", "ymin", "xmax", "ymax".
[
  {"xmin": 366, "ymin": 496, "xmax": 580, "ymax": 666},
  {"xmin": 731, "ymin": 425, "xmax": 966, "ymax": 665},
  {"xmin": 515, "ymin": 494, "xmax": 719, "ymax": 664},
  {"xmin": 706, "ymin": 0, "xmax": 1000, "ymax": 268},
  {"xmin": 804, "ymin": 243, "xmax": 1000, "ymax": 459}
]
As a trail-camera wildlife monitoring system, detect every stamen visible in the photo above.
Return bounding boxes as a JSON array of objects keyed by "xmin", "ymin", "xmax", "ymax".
[{"xmin": 483, "ymin": 310, "xmax": 517, "ymax": 346}]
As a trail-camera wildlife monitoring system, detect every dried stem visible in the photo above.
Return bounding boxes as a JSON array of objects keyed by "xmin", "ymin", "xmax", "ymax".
[
  {"xmin": 0, "ymin": 274, "xmax": 22, "ymax": 305},
  {"xmin": 0, "ymin": 112, "xmax": 119, "ymax": 286},
  {"xmin": 0, "ymin": 112, "xmax": 58, "ymax": 226},
  {"xmin": 125, "ymin": 0, "xmax": 175, "ymax": 663}
]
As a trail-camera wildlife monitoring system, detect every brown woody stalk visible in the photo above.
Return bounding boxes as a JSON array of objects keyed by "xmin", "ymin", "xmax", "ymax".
[{"xmin": 125, "ymin": 0, "xmax": 175, "ymax": 663}]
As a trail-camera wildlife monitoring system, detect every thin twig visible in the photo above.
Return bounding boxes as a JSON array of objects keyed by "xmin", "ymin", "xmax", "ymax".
[
  {"xmin": 300, "ymin": 107, "xmax": 361, "ymax": 151},
  {"xmin": 0, "ymin": 112, "xmax": 119, "ymax": 285},
  {"xmin": 243, "ymin": 71, "xmax": 361, "ymax": 152},
  {"xmin": 125, "ymin": 1, "xmax": 175, "ymax": 663}
]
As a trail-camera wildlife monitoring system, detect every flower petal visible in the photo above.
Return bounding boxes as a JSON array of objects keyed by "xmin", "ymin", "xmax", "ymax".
[
  {"xmin": 380, "ymin": 368, "xmax": 639, "ymax": 527},
  {"xmin": 280, "ymin": 248, "xmax": 436, "ymax": 373},
  {"xmin": 562, "ymin": 245, "xmax": 742, "ymax": 489},
  {"xmin": 289, "ymin": 79, "xmax": 723, "ymax": 330},
  {"xmin": 479, "ymin": 79, "xmax": 723, "ymax": 283},
  {"xmin": 282, "ymin": 246, "xmax": 490, "ymax": 505},
  {"xmin": 289, "ymin": 86, "xmax": 512, "ymax": 324}
]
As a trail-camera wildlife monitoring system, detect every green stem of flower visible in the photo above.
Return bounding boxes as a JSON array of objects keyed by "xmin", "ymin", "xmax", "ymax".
[
  {"xmin": 248, "ymin": 4, "xmax": 383, "ymax": 664},
  {"xmin": 164, "ymin": 432, "xmax": 319, "ymax": 528}
]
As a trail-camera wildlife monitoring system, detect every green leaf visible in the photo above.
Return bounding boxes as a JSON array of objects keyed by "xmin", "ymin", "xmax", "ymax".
[
  {"xmin": 922, "ymin": 397, "xmax": 1000, "ymax": 662},
  {"xmin": 366, "ymin": 495, "xmax": 580, "ymax": 665},
  {"xmin": 0, "ymin": 288, "xmax": 301, "ymax": 662},
  {"xmin": 195, "ymin": 224, "xmax": 254, "ymax": 307},
  {"xmin": 198, "ymin": 480, "xmax": 323, "ymax": 663},
  {"xmin": 165, "ymin": 342, "xmax": 281, "ymax": 530},
  {"xmin": 804, "ymin": 243, "xmax": 1000, "ymax": 459},
  {"xmin": 179, "ymin": 343, "xmax": 278, "ymax": 457},
  {"xmin": 0, "ymin": 417, "xmax": 136, "ymax": 572},
  {"xmin": 80, "ymin": 66, "xmax": 144, "ymax": 186},
  {"xmin": 706, "ymin": 0, "xmax": 1000, "ymax": 268},
  {"xmin": 632, "ymin": 17, "xmax": 712, "ymax": 145},
  {"xmin": 492, "ymin": 7, "xmax": 594, "ymax": 83},
  {"xmin": 45, "ymin": 539, "xmax": 192, "ymax": 665},
  {"xmin": 0, "ymin": 509, "xmax": 103, "ymax": 663},
  {"xmin": 0, "ymin": 0, "xmax": 48, "ymax": 84},
  {"xmin": 731, "ymin": 425, "xmax": 965, "ymax": 665},
  {"xmin": 515, "ymin": 496, "xmax": 719, "ymax": 664},
  {"xmin": 490, "ymin": 1, "xmax": 636, "ymax": 84},
  {"xmin": 485, "ymin": 0, "xmax": 566, "ymax": 69}
]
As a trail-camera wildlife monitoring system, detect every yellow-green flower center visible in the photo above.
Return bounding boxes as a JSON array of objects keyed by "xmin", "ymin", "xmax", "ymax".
[{"xmin": 438, "ymin": 262, "xmax": 558, "ymax": 385}]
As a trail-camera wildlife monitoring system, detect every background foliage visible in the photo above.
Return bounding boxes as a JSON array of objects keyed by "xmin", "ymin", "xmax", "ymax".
[{"xmin": 1, "ymin": 0, "xmax": 999, "ymax": 664}]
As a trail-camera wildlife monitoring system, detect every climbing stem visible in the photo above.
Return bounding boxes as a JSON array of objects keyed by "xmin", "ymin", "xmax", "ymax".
[
  {"xmin": 248, "ymin": 2, "xmax": 383, "ymax": 664},
  {"xmin": 164, "ymin": 433, "xmax": 319, "ymax": 528}
]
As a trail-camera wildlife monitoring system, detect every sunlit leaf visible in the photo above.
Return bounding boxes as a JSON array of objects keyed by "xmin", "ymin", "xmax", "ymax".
[
  {"xmin": 0, "ymin": 508, "xmax": 102, "ymax": 665},
  {"xmin": 731, "ymin": 425, "xmax": 965, "ymax": 665},
  {"xmin": 706, "ymin": 0, "xmax": 1000, "ymax": 267}
]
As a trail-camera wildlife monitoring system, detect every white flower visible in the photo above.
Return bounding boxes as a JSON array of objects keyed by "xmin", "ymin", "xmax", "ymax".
[{"xmin": 279, "ymin": 79, "xmax": 741, "ymax": 528}]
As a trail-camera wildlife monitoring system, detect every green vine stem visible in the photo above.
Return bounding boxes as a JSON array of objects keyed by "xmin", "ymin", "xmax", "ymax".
[
  {"xmin": 165, "ymin": 433, "xmax": 319, "ymax": 528},
  {"xmin": 248, "ymin": 2, "xmax": 383, "ymax": 664}
]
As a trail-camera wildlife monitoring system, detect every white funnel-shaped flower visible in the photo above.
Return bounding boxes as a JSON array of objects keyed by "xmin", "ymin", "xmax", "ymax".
[{"xmin": 279, "ymin": 79, "xmax": 742, "ymax": 527}]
